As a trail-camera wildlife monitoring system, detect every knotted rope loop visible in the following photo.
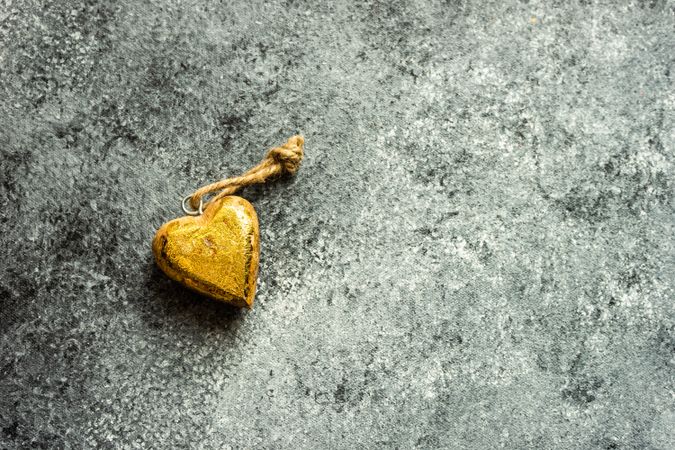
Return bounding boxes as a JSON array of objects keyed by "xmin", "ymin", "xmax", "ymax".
[
  {"xmin": 267, "ymin": 144, "xmax": 303, "ymax": 174},
  {"xmin": 187, "ymin": 135, "xmax": 304, "ymax": 212}
]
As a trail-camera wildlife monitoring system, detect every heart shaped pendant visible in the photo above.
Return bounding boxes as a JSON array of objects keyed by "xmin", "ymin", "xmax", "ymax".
[{"xmin": 152, "ymin": 196, "xmax": 260, "ymax": 308}]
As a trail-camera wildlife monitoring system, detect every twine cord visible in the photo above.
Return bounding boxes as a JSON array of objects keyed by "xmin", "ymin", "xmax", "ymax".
[{"xmin": 189, "ymin": 135, "xmax": 304, "ymax": 211}]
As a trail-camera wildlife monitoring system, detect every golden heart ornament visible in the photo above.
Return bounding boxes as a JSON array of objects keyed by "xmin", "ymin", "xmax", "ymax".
[{"xmin": 152, "ymin": 196, "xmax": 260, "ymax": 309}]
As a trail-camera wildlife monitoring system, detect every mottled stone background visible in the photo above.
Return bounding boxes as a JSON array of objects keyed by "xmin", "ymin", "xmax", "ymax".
[{"xmin": 1, "ymin": 0, "xmax": 673, "ymax": 448}]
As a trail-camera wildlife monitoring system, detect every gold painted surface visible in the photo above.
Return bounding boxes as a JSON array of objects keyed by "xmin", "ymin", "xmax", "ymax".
[{"xmin": 152, "ymin": 196, "xmax": 260, "ymax": 309}]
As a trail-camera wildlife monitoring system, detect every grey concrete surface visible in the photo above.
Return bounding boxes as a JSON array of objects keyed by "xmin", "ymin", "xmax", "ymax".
[{"xmin": 1, "ymin": 0, "xmax": 674, "ymax": 448}]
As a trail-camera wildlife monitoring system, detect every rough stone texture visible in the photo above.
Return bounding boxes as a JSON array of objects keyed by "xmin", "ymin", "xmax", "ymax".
[{"xmin": 1, "ymin": 0, "xmax": 674, "ymax": 448}]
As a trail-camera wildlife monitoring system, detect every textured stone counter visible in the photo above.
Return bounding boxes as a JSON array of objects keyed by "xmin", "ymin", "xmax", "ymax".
[{"xmin": 1, "ymin": 1, "xmax": 673, "ymax": 448}]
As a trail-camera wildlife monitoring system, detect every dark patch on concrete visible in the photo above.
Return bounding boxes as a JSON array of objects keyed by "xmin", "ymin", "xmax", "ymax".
[{"xmin": 562, "ymin": 376, "xmax": 604, "ymax": 405}]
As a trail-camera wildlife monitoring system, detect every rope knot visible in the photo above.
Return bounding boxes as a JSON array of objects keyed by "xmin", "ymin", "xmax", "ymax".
[
  {"xmin": 188, "ymin": 135, "xmax": 305, "ymax": 211},
  {"xmin": 267, "ymin": 135, "xmax": 304, "ymax": 175}
]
